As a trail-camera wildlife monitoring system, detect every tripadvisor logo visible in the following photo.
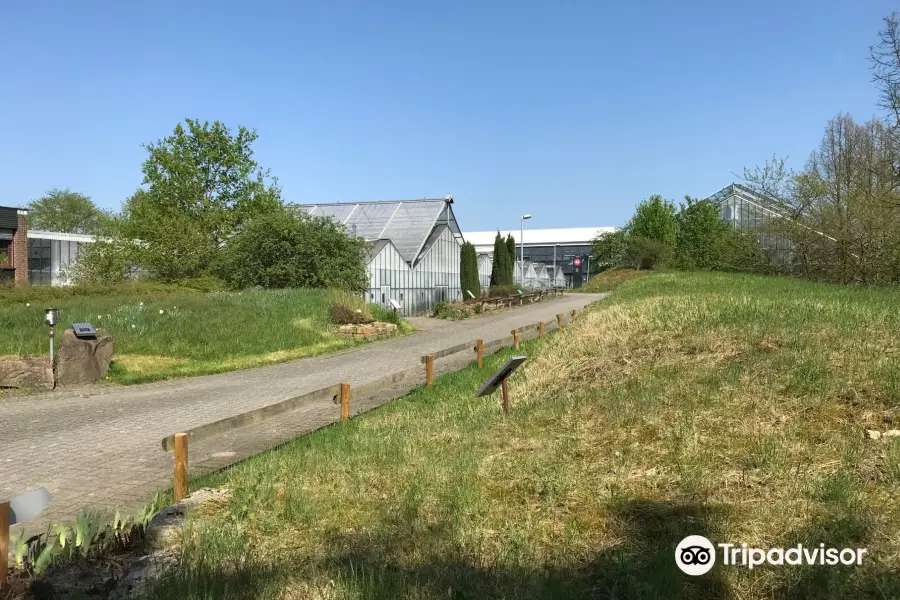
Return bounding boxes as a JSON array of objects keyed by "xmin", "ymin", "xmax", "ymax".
[{"xmin": 675, "ymin": 536, "xmax": 868, "ymax": 575}]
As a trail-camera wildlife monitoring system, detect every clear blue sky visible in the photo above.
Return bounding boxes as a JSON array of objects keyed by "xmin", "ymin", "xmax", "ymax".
[{"xmin": 0, "ymin": 0, "xmax": 894, "ymax": 230}]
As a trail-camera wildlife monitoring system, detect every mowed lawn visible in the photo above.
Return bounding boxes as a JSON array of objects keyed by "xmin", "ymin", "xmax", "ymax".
[
  {"xmin": 0, "ymin": 285, "xmax": 403, "ymax": 385},
  {"xmin": 146, "ymin": 272, "xmax": 900, "ymax": 599}
]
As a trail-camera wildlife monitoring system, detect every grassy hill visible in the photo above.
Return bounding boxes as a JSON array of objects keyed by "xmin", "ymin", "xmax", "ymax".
[
  {"xmin": 0, "ymin": 283, "xmax": 406, "ymax": 385},
  {"xmin": 142, "ymin": 272, "xmax": 900, "ymax": 598}
]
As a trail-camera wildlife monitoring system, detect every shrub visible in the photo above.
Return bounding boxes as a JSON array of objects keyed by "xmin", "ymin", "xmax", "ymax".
[
  {"xmin": 459, "ymin": 241, "xmax": 481, "ymax": 298},
  {"xmin": 432, "ymin": 301, "xmax": 472, "ymax": 320},
  {"xmin": 505, "ymin": 234, "xmax": 517, "ymax": 283},
  {"xmin": 217, "ymin": 210, "xmax": 368, "ymax": 291},
  {"xmin": 330, "ymin": 301, "xmax": 373, "ymax": 325},
  {"xmin": 489, "ymin": 232, "xmax": 508, "ymax": 287},
  {"xmin": 369, "ymin": 303, "xmax": 400, "ymax": 325},
  {"xmin": 624, "ymin": 236, "xmax": 672, "ymax": 270},
  {"xmin": 488, "ymin": 283, "xmax": 521, "ymax": 298}
]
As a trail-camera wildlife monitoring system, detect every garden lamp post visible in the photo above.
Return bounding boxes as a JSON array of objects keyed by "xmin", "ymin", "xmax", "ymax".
[
  {"xmin": 520, "ymin": 214, "xmax": 531, "ymax": 286},
  {"xmin": 44, "ymin": 308, "xmax": 58, "ymax": 365}
]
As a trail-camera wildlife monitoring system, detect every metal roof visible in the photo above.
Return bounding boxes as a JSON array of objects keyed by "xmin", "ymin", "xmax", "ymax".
[
  {"xmin": 28, "ymin": 230, "xmax": 97, "ymax": 243},
  {"xmin": 295, "ymin": 198, "xmax": 459, "ymax": 264},
  {"xmin": 464, "ymin": 227, "xmax": 617, "ymax": 252}
]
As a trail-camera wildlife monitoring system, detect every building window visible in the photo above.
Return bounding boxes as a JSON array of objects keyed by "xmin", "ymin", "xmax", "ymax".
[
  {"xmin": 28, "ymin": 238, "xmax": 52, "ymax": 285},
  {"xmin": 0, "ymin": 239, "xmax": 10, "ymax": 267}
]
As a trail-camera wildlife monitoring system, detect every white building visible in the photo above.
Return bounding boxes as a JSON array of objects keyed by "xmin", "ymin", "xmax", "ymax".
[
  {"xmin": 297, "ymin": 197, "xmax": 463, "ymax": 315},
  {"xmin": 27, "ymin": 230, "xmax": 96, "ymax": 286}
]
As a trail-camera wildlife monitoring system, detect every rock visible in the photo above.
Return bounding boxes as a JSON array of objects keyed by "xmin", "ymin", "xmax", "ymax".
[
  {"xmin": 108, "ymin": 548, "xmax": 180, "ymax": 600},
  {"xmin": 144, "ymin": 505, "xmax": 185, "ymax": 552},
  {"xmin": 0, "ymin": 358, "xmax": 54, "ymax": 389},
  {"xmin": 55, "ymin": 327, "xmax": 114, "ymax": 386},
  {"xmin": 883, "ymin": 429, "xmax": 900, "ymax": 438},
  {"xmin": 144, "ymin": 488, "xmax": 232, "ymax": 551},
  {"xmin": 867, "ymin": 429, "xmax": 882, "ymax": 440}
]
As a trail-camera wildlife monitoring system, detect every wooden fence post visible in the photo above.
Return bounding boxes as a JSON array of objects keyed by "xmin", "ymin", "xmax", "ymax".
[
  {"xmin": 340, "ymin": 382, "xmax": 350, "ymax": 424},
  {"xmin": 0, "ymin": 500, "xmax": 8, "ymax": 589},
  {"xmin": 538, "ymin": 321, "xmax": 544, "ymax": 337},
  {"xmin": 174, "ymin": 432, "xmax": 188, "ymax": 502},
  {"xmin": 557, "ymin": 313, "xmax": 563, "ymax": 328},
  {"xmin": 476, "ymin": 339, "xmax": 484, "ymax": 369},
  {"xmin": 426, "ymin": 355, "xmax": 434, "ymax": 387},
  {"xmin": 512, "ymin": 329, "xmax": 519, "ymax": 350}
]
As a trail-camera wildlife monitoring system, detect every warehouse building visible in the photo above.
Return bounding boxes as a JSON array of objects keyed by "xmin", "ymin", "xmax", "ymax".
[
  {"xmin": 465, "ymin": 226, "xmax": 616, "ymax": 288},
  {"xmin": 297, "ymin": 197, "xmax": 463, "ymax": 315}
]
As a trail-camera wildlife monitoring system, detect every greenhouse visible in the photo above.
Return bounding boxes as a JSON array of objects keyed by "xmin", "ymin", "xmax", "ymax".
[
  {"xmin": 297, "ymin": 197, "xmax": 463, "ymax": 315},
  {"xmin": 705, "ymin": 183, "xmax": 794, "ymax": 266}
]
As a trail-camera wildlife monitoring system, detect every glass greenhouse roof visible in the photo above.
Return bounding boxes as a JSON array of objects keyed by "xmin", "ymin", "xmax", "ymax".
[{"xmin": 296, "ymin": 199, "xmax": 456, "ymax": 264}]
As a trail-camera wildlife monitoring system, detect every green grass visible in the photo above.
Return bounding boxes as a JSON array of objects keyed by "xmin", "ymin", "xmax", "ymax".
[
  {"xmin": 139, "ymin": 271, "xmax": 900, "ymax": 598},
  {"xmin": 0, "ymin": 283, "xmax": 412, "ymax": 385}
]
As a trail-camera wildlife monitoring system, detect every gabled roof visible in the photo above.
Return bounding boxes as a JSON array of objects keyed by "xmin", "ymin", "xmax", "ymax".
[
  {"xmin": 295, "ymin": 198, "xmax": 460, "ymax": 264},
  {"xmin": 704, "ymin": 183, "xmax": 793, "ymax": 220}
]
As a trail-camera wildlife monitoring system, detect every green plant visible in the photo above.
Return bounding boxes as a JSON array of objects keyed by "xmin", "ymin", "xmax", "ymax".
[
  {"xmin": 488, "ymin": 283, "xmax": 519, "ymax": 298},
  {"xmin": 459, "ymin": 241, "xmax": 481, "ymax": 298},
  {"xmin": 505, "ymin": 233, "xmax": 517, "ymax": 283},
  {"xmin": 330, "ymin": 301, "xmax": 372, "ymax": 325},
  {"xmin": 489, "ymin": 232, "xmax": 509, "ymax": 287},
  {"xmin": 27, "ymin": 188, "xmax": 110, "ymax": 234},
  {"xmin": 432, "ymin": 301, "xmax": 471, "ymax": 320},
  {"xmin": 369, "ymin": 303, "xmax": 400, "ymax": 325},
  {"xmin": 216, "ymin": 209, "xmax": 369, "ymax": 291}
]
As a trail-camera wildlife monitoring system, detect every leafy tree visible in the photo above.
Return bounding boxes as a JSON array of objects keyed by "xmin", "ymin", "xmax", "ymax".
[
  {"xmin": 592, "ymin": 229, "xmax": 627, "ymax": 267},
  {"xmin": 629, "ymin": 195, "xmax": 678, "ymax": 248},
  {"xmin": 489, "ymin": 232, "xmax": 508, "ymax": 287},
  {"xmin": 459, "ymin": 241, "xmax": 481, "ymax": 298},
  {"xmin": 674, "ymin": 196, "xmax": 732, "ymax": 269},
  {"xmin": 505, "ymin": 233, "xmax": 517, "ymax": 284},
  {"xmin": 66, "ymin": 216, "xmax": 142, "ymax": 284},
  {"xmin": 27, "ymin": 189, "xmax": 108, "ymax": 234},
  {"xmin": 216, "ymin": 209, "xmax": 368, "ymax": 291},
  {"xmin": 124, "ymin": 119, "xmax": 283, "ymax": 280}
]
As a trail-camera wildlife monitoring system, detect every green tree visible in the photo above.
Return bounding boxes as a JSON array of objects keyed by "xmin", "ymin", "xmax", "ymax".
[
  {"xmin": 674, "ymin": 196, "xmax": 734, "ymax": 270},
  {"xmin": 626, "ymin": 194, "xmax": 678, "ymax": 269},
  {"xmin": 125, "ymin": 119, "xmax": 283, "ymax": 280},
  {"xmin": 216, "ymin": 209, "xmax": 368, "ymax": 291},
  {"xmin": 489, "ymin": 232, "xmax": 507, "ymax": 287},
  {"xmin": 505, "ymin": 233, "xmax": 517, "ymax": 284},
  {"xmin": 459, "ymin": 241, "xmax": 481, "ymax": 298},
  {"xmin": 629, "ymin": 194, "xmax": 678, "ymax": 247},
  {"xmin": 592, "ymin": 229, "xmax": 627, "ymax": 267},
  {"xmin": 27, "ymin": 189, "xmax": 109, "ymax": 234}
]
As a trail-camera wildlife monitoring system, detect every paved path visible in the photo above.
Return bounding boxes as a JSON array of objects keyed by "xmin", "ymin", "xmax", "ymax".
[{"xmin": 1, "ymin": 293, "xmax": 605, "ymax": 535}]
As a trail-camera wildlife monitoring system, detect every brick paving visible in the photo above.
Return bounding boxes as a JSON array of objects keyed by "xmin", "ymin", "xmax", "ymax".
[{"xmin": 0, "ymin": 293, "xmax": 605, "ymax": 536}]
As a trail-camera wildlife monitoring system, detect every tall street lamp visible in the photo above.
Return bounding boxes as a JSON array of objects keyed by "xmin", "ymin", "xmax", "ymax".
[{"xmin": 520, "ymin": 214, "xmax": 531, "ymax": 287}]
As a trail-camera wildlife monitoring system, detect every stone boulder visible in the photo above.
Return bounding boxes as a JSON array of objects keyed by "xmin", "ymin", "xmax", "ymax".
[
  {"xmin": 0, "ymin": 358, "xmax": 54, "ymax": 390},
  {"xmin": 55, "ymin": 328, "xmax": 114, "ymax": 387}
]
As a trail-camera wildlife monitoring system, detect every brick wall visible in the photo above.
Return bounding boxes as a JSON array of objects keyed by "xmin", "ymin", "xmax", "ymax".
[{"xmin": 12, "ymin": 211, "xmax": 28, "ymax": 286}]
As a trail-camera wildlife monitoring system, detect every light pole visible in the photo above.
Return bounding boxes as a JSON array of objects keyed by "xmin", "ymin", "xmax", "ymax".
[
  {"xmin": 520, "ymin": 214, "xmax": 531, "ymax": 287},
  {"xmin": 44, "ymin": 308, "xmax": 58, "ymax": 365},
  {"xmin": 553, "ymin": 244, "xmax": 558, "ymax": 289}
]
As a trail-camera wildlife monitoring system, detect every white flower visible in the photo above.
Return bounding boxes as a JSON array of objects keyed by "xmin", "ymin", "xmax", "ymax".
[
  {"xmin": 159, "ymin": 309, "xmax": 164, "ymax": 314},
  {"xmin": 131, "ymin": 324, "xmax": 136, "ymax": 329},
  {"xmin": 25, "ymin": 303, "xmax": 30, "ymax": 307},
  {"xmin": 139, "ymin": 302, "xmax": 144, "ymax": 306},
  {"xmin": 97, "ymin": 315, "xmax": 102, "ymax": 319}
]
